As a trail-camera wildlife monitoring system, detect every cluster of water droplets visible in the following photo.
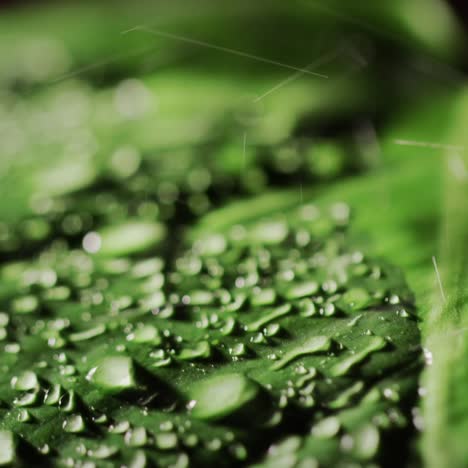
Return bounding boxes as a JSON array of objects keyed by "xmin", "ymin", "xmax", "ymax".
[{"xmin": 0, "ymin": 178, "xmax": 421, "ymax": 466}]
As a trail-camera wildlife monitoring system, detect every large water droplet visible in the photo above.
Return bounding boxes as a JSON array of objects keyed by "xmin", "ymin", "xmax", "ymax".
[
  {"xmin": 188, "ymin": 373, "xmax": 261, "ymax": 421},
  {"xmin": 87, "ymin": 355, "xmax": 136, "ymax": 392}
]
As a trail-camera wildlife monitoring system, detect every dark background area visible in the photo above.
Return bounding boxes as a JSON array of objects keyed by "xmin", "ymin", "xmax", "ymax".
[
  {"xmin": 0, "ymin": 0, "xmax": 467, "ymax": 21},
  {"xmin": 0, "ymin": 0, "xmax": 467, "ymax": 34}
]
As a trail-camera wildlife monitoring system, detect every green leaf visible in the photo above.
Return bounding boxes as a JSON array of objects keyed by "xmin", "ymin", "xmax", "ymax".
[{"xmin": 0, "ymin": 181, "xmax": 422, "ymax": 466}]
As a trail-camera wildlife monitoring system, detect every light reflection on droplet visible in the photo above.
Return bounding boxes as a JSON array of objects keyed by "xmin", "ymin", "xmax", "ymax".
[{"xmin": 82, "ymin": 231, "xmax": 101, "ymax": 254}]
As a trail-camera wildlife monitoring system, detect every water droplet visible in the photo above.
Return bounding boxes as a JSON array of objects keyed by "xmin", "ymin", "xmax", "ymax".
[
  {"xmin": 245, "ymin": 304, "xmax": 291, "ymax": 332},
  {"xmin": 95, "ymin": 221, "xmax": 166, "ymax": 257},
  {"xmin": 87, "ymin": 355, "xmax": 136, "ymax": 392},
  {"xmin": 12, "ymin": 295, "xmax": 38, "ymax": 314},
  {"xmin": 329, "ymin": 336, "xmax": 386, "ymax": 377},
  {"xmin": 82, "ymin": 231, "xmax": 102, "ymax": 254},
  {"xmin": 328, "ymin": 381, "xmax": 364, "ymax": 409},
  {"xmin": 188, "ymin": 373, "xmax": 261, "ymax": 421},
  {"xmin": 251, "ymin": 288, "xmax": 276, "ymax": 306},
  {"xmin": 0, "ymin": 430, "xmax": 15, "ymax": 465},
  {"xmin": 88, "ymin": 444, "xmax": 119, "ymax": 459},
  {"xmin": 11, "ymin": 371, "xmax": 38, "ymax": 391},
  {"xmin": 352, "ymin": 424, "xmax": 380, "ymax": 460},
  {"xmin": 229, "ymin": 343, "xmax": 248, "ymax": 358},
  {"xmin": 155, "ymin": 432, "xmax": 178, "ymax": 450},
  {"xmin": 108, "ymin": 420, "xmax": 130, "ymax": 434},
  {"xmin": 249, "ymin": 221, "xmax": 288, "ymax": 244},
  {"xmin": 179, "ymin": 341, "xmax": 211, "ymax": 361},
  {"xmin": 127, "ymin": 325, "xmax": 161, "ymax": 345},
  {"xmin": 341, "ymin": 288, "xmax": 372, "ymax": 312},
  {"xmin": 69, "ymin": 324, "xmax": 106, "ymax": 342},
  {"xmin": 284, "ymin": 281, "xmax": 319, "ymax": 300},
  {"xmin": 311, "ymin": 416, "xmax": 340, "ymax": 438},
  {"xmin": 125, "ymin": 427, "xmax": 147, "ymax": 447},
  {"xmin": 272, "ymin": 336, "xmax": 331, "ymax": 371},
  {"xmin": 63, "ymin": 414, "xmax": 85, "ymax": 433}
]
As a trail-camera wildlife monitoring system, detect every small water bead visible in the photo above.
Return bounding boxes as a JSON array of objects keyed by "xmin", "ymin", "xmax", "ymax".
[
  {"xmin": 329, "ymin": 336, "xmax": 386, "ymax": 377},
  {"xmin": 295, "ymin": 364, "xmax": 308, "ymax": 375},
  {"xmin": 230, "ymin": 443, "xmax": 248, "ymax": 461},
  {"xmin": 140, "ymin": 273, "xmax": 165, "ymax": 293},
  {"xmin": 341, "ymin": 288, "xmax": 372, "ymax": 312},
  {"xmin": 141, "ymin": 291, "xmax": 166, "ymax": 310},
  {"xmin": 109, "ymin": 145, "xmax": 141, "ymax": 179},
  {"xmin": 220, "ymin": 317, "xmax": 236, "ymax": 336},
  {"xmin": 12, "ymin": 295, "xmax": 39, "ymax": 314},
  {"xmin": 159, "ymin": 421, "xmax": 174, "ymax": 432},
  {"xmin": 82, "ymin": 232, "xmax": 102, "ymax": 254},
  {"xmin": 195, "ymin": 234, "xmax": 227, "ymax": 256},
  {"xmin": 39, "ymin": 444, "xmax": 50, "ymax": 455},
  {"xmin": 127, "ymin": 450, "xmax": 147, "ymax": 468},
  {"xmin": 412, "ymin": 407, "xmax": 425, "ymax": 431},
  {"xmin": 351, "ymin": 424, "xmax": 380, "ymax": 460},
  {"xmin": 44, "ymin": 384, "xmax": 62, "ymax": 405},
  {"xmin": 248, "ymin": 220, "xmax": 288, "ymax": 245},
  {"xmin": 155, "ymin": 432, "xmax": 178, "ymax": 450},
  {"xmin": 125, "ymin": 427, "xmax": 147, "ymax": 447},
  {"xmin": 216, "ymin": 288, "xmax": 231, "ymax": 304},
  {"xmin": 320, "ymin": 303, "xmax": 336, "ymax": 317},
  {"xmin": 295, "ymin": 369, "xmax": 317, "ymax": 391},
  {"xmin": 229, "ymin": 343, "xmax": 248, "ymax": 358},
  {"xmin": 388, "ymin": 294, "xmax": 400, "ymax": 305},
  {"xmin": 264, "ymin": 323, "xmax": 281, "ymax": 337},
  {"xmin": 251, "ymin": 332, "xmax": 268, "ymax": 344},
  {"xmin": 0, "ymin": 430, "xmax": 15, "ymax": 465},
  {"xmin": 92, "ymin": 413, "xmax": 108, "ymax": 425},
  {"xmin": 59, "ymin": 390, "xmax": 77, "ymax": 413},
  {"xmin": 328, "ymin": 381, "xmax": 365, "ymax": 409},
  {"xmin": 284, "ymin": 281, "xmax": 319, "ymax": 300},
  {"xmin": 423, "ymin": 348, "xmax": 433, "ymax": 366},
  {"xmin": 321, "ymin": 280, "xmax": 338, "ymax": 295},
  {"xmin": 245, "ymin": 304, "xmax": 292, "ymax": 332},
  {"xmin": 0, "ymin": 312, "xmax": 9, "ymax": 327},
  {"xmin": 60, "ymin": 365, "xmax": 76, "ymax": 376},
  {"xmin": 93, "ymin": 221, "xmax": 166, "ymax": 257},
  {"xmin": 347, "ymin": 314, "xmax": 363, "ymax": 327},
  {"xmin": 311, "ymin": 416, "xmax": 341, "ymax": 438},
  {"xmin": 251, "ymin": 288, "xmax": 276, "ymax": 307},
  {"xmin": 3, "ymin": 343, "xmax": 21, "ymax": 354},
  {"xmin": 206, "ymin": 438, "xmax": 222, "ymax": 451},
  {"xmin": 272, "ymin": 336, "xmax": 330, "ymax": 371},
  {"xmin": 45, "ymin": 333, "xmax": 66, "ymax": 349},
  {"xmin": 383, "ymin": 387, "xmax": 400, "ymax": 402},
  {"xmin": 69, "ymin": 324, "xmax": 106, "ymax": 342},
  {"xmin": 179, "ymin": 341, "xmax": 211, "ymax": 361},
  {"xmin": 0, "ymin": 328, "xmax": 8, "ymax": 341},
  {"xmin": 127, "ymin": 325, "xmax": 161, "ymax": 345},
  {"xmin": 14, "ymin": 392, "xmax": 38, "ymax": 407},
  {"xmin": 17, "ymin": 409, "xmax": 31, "ymax": 422},
  {"xmin": 396, "ymin": 308, "xmax": 410, "ymax": 318},
  {"xmin": 63, "ymin": 414, "xmax": 85, "ymax": 433},
  {"xmin": 131, "ymin": 258, "xmax": 164, "ymax": 279},
  {"xmin": 11, "ymin": 370, "xmax": 38, "ymax": 391},
  {"xmin": 330, "ymin": 202, "xmax": 350, "ymax": 225},
  {"xmin": 42, "ymin": 286, "xmax": 71, "ymax": 301},
  {"xmin": 224, "ymin": 293, "xmax": 246, "ymax": 312},
  {"xmin": 108, "ymin": 421, "xmax": 130, "ymax": 434},
  {"xmin": 185, "ymin": 290, "xmax": 214, "ymax": 306},
  {"xmin": 298, "ymin": 299, "xmax": 317, "ymax": 317},
  {"xmin": 88, "ymin": 445, "xmax": 119, "ymax": 459}
]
